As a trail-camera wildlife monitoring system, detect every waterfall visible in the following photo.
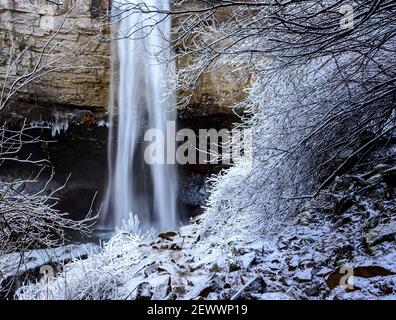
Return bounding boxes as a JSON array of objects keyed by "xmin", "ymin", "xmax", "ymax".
[{"xmin": 100, "ymin": 0, "xmax": 177, "ymax": 231}]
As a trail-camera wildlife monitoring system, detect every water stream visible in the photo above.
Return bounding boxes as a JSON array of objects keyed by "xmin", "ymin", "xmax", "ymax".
[{"xmin": 100, "ymin": 0, "xmax": 177, "ymax": 231}]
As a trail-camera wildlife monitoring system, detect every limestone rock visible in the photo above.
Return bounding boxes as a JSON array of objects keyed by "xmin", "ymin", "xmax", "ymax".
[{"xmin": 0, "ymin": 0, "xmax": 249, "ymax": 116}]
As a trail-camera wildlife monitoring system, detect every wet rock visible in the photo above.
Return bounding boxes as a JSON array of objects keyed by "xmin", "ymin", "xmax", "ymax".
[
  {"xmin": 1, "ymin": 1, "xmax": 248, "ymax": 115},
  {"xmin": 158, "ymin": 231, "xmax": 179, "ymax": 241},
  {"xmin": 0, "ymin": 1, "xmax": 110, "ymax": 110}
]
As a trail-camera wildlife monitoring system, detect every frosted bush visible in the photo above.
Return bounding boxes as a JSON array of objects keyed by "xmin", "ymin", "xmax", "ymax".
[
  {"xmin": 201, "ymin": 49, "xmax": 395, "ymax": 241},
  {"xmin": 16, "ymin": 214, "xmax": 154, "ymax": 300},
  {"xmin": 173, "ymin": 1, "xmax": 396, "ymax": 241}
]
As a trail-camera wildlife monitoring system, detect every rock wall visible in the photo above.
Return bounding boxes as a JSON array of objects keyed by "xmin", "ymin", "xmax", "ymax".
[
  {"xmin": 182, "ymin": 67, "xmax": 250, "ymax": 117},
  {"xmin": 0, "ymin": 0, "xmax": 248, "ymax": 115},
  {"xmin": 0, "ymin": 0, "xmax": 110, "ymax": 111}
]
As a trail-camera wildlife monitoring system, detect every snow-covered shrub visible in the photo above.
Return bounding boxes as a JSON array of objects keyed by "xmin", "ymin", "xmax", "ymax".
[
  {"xmin": 0, "ymin": 125, "xmax": 98, "ymax": 299},
  {"xmin": 0, "ymin": 124, "xmax": 96, "ymax": 283},
  {"xmin": 16, "ymin": 213, "xmax": 154, "ymax": 300},
  {"xmin": 202, "ymin": 48, "xmax": 395, "ymax": 240},
  {"xmin": 0, "ymin": 4, "xmax": 97, "ymax": 294},
  {"xmin": 165, "ymin": 1, "xmax": 396, "ymax": 240}
]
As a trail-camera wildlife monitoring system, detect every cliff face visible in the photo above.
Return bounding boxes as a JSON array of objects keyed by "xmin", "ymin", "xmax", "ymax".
[
  {"xmin": 0, "ymin": 0, "xmax": 248, "ymax": 115},
  {"xmin": 0, "ymin": 0, "xmax": 110, "ymax": 110},
  {"xmin": 0, "ymin": 0, "xmax": 112, "ymax": 111}
]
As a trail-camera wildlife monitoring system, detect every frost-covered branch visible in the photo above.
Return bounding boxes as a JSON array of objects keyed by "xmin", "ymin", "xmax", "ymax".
[
  {"xmin": 103, "ymin": 1, "xmax": 396, "ymax": 237},
  {"xmin": 0, "ymin": 0, "xmax": 100, "ymax": 296},
  {"xmin": 0, "ymin": 123, "xmax": 98, "ymax": 296}
]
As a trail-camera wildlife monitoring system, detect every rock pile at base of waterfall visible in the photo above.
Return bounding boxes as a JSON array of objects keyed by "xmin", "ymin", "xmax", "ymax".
[
  {"xmin": 119, "ymin": 159, "xmax": 396, "ymax": 300},
  {"xmin": 14, "ymin": 151, "xmax": 396, "ymax": 300}
]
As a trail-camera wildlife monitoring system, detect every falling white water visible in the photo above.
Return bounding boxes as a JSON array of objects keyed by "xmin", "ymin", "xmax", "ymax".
[{"xmin": 101, "ymin": 0, "xmax": 177, "ymax": 231}]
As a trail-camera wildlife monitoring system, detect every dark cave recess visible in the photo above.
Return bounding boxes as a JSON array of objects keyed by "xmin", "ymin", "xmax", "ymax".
[{"xmin": 0, "ymin": 103, "xmax": 241, "ymax": 240}]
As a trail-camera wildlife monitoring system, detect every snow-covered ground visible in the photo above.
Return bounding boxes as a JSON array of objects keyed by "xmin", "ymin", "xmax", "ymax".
[
  {"xmin": 15, "ymin": 165, "xmax": 396, "ymax": 300},
  {"xmin": 10, "ymin": 146, "xmax": 396, "ymax": 300}
]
